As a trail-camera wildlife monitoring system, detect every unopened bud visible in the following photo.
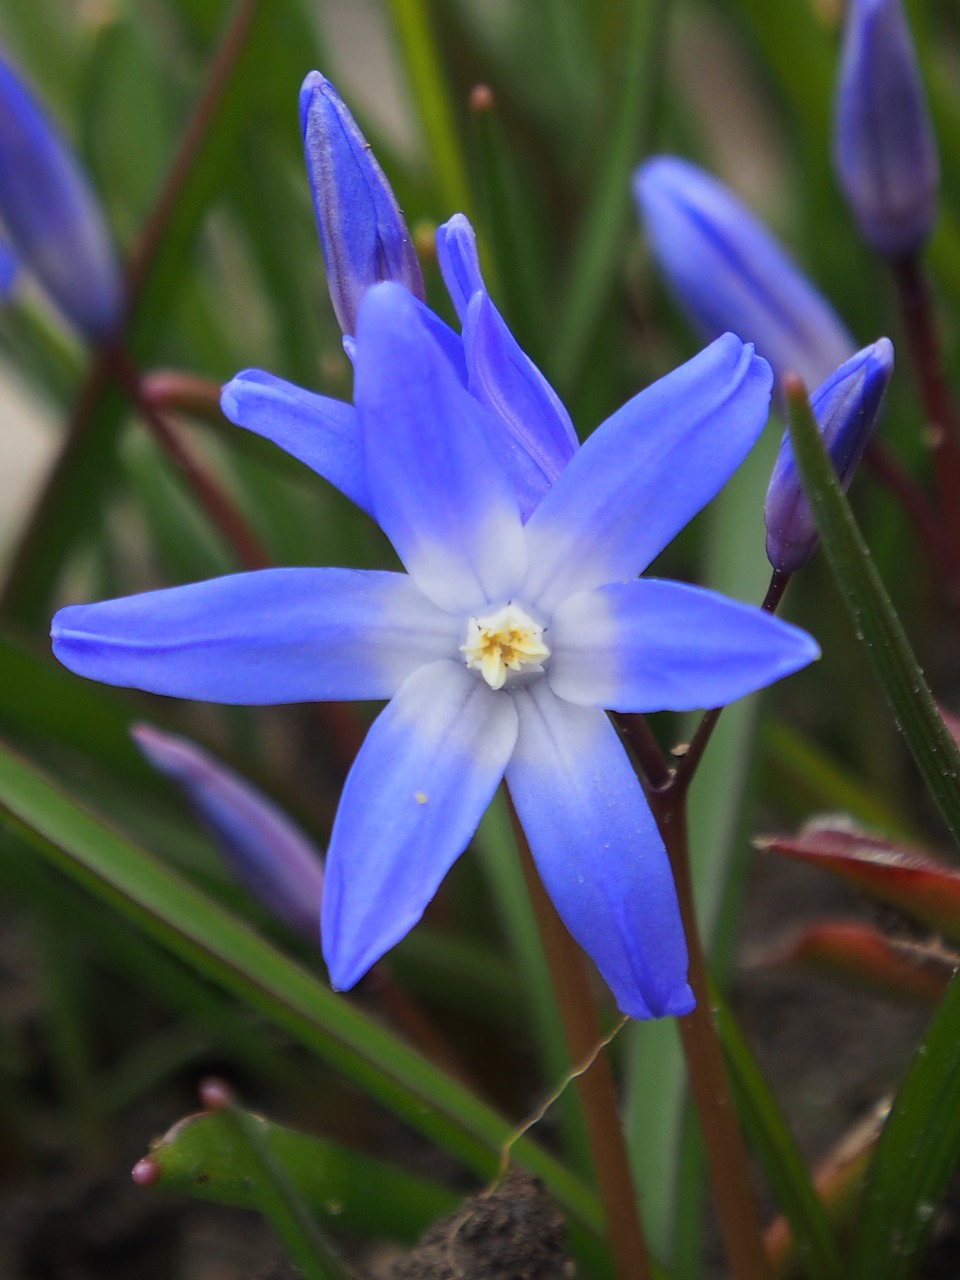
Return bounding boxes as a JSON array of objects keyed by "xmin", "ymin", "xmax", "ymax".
[
  {"xmin": 0, "ymin": 52, "xmax": 122, "ymax": 337},
  {"xmin": 132, "ymin": 723, "xmax": 324, "ymax": 943},
  {"xmin": 765, "ymin": 338, "xmax": 894, "ymax": 573},
  {"xmin": 833, "ymin": 0, "xmax": 939, "ymax": 258},
  {"xmin": 634, "ymin": 156, "xmax": 854, "ymax": 396},
  {"xmin": 299, "ymin": 71, "xmax": 424, "ymax": 335}
]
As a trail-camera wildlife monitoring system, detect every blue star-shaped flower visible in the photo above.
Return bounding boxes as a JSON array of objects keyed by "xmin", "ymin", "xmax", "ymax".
[
  {"xmin": 52, "ymin": 282, "xmax": 818, "ymax": 1020},
  {"xmin": 50, "ymin": 280, "xmax": 819, "ymax": 1018}
]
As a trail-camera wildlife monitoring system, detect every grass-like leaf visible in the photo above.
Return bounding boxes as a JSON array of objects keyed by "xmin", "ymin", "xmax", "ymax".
[
  {"xmin": 849, "ymin": 970, "xmax": 960, "ymax": 1279},
  {"xmin": 0, "ymin": 737, "xmax": 605, "ymax": 1259},
  {"xmin": 714, "ymin": 989, "xmax": 843, "ymax": 1280},
  {"xmin": 148, "ymin": 1105, "xmax": 457, "ymax": 1240},
  {"xmin": 787, "ymin": 379, "xmax": 960, "ymax": 1275},
  {"xmin": 786, "ymin": 380, "xmax": 960, "ymax": 844}
]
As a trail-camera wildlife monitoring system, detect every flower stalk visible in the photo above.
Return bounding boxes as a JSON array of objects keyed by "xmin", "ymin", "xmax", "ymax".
[
  {"xmin": 889, "ymin": 256, "xmax": 960, "ymax": 582},
  {"xmin": 107, "ymin": 344, "xmax": 272, "ymax": 572},
  {"xmin": 506, "ymin": 792, "xmax": 652, "ymax": 1280},
  {"xmin": 614, "ymin": 567, "xmax": 795, "ymax": 1279},
  {"xmin": 644, "ymin": 787, "xmax": 772, "ymax": 1280}
]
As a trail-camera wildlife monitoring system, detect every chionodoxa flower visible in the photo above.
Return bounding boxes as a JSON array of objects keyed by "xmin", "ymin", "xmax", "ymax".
[{"xmin": 52, "ymin": 283, "xmax": 818, "ymax": 1020}]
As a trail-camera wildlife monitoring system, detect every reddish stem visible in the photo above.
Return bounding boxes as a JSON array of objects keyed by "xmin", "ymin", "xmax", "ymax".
[
  {"xmin": 670, "ymin": 569, "xmax": 790, "ymax": 795},
  {"xmin": 647, "ymin": 792, "xmax": 771, "ymax": 1280},
  {"xmin": 506, "ymin": 792, "xmax": 652, "ymax": 1280},
  {"xmin": 107, "ymin": 345, "xmax": 270, "ymax": 571},
  {"xmin": 864, "ymin": 438, "xmax": 951, "ymax": 576},
  {"xmin": 890, "ymin": 255, "xmax": 960, "ymax": 582}
]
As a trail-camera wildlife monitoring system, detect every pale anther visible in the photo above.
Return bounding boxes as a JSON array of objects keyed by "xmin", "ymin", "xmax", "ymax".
[{"xmin": 460, "ymin": 603, "xmax": 550, "ymax": 691}]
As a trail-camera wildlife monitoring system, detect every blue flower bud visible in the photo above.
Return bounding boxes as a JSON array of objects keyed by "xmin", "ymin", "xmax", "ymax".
[
  {"xmin": 132, "ymin": 723, "xmax": 324, "ymax": 943},
  {"xmin": 833, "ymin": 0, "xmax": 939, "ymax": 258},
  {"xmin": 0, "ymin": 53, "xmax": 122, "ymax": 338},
  {"xmin": 764, "ymin": 338, "xmax": 894, "ymax": 573},
  {"xmin": 300, "ymin": 71, "xmax": 424, "ymax": 335},
  {"xmin": 634, "ymin": 156, "xmax": 854, "ymax": 396}
]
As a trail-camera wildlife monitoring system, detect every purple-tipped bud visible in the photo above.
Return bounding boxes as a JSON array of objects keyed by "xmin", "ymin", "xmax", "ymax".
[
  {"xmin": 0, "ymin": 53, "xmax": 122, "ymax": 338},
  {"xmin": 634, "ymin": 156, "xmax": 854, "ymax": 396},
  {"xmin": 764, "ymin": 338, "xmax": 894, "ymax": 573},
  {"xmin": 132, "ymin": 724, "xmax": 324, "ymax": 943},
  {"xmin": 833, "ymin": 0, "xmax": 939, "ymax": 258},
  {"xmin": 299, "ymin": 71, "xmax": 424, "ymax": 335}
]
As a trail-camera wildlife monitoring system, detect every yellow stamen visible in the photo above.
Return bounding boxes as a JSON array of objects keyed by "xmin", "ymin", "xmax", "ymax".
[{"xmin": 460, "ymin": 603, "xmax": 550, "ymax": 691}]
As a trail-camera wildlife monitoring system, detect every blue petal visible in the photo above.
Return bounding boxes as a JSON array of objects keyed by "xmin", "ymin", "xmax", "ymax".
[
  {"xmin": 462, "ymin": 290, "xmax": 578, "ymax": 520},
  {"xmin": 346, "ymin": 292, "xmax": 467, "ymax": 387},
  {"xmin": 354, "ymin": 282, "xmax": 527, "ymax": 612},
  {"xmin": 437, "ymin": 213, "xmax": 577, "ymax": 518},
  {"xmin": 410, "ymin": 293, "xmax": 468, "ymax": 386},
  {"xmin": 548, "ymin": 579, "xmax": 819, "ymax": 711},
  {"xmin": 322, "ymin": 660, "xmax": 518, "ymax": 989},
  {"xmin": 435, "ymin": 213, "xmax": 484, "ymax": 321},
  {"xmin": 635, "ymin": 157, "xmax": 854, "ymax": 393},
  {"xmin": 0, "ymin": 239, "xmax": 18, "ymax": 297},
  {"xmin": 52, "ymin": 569, "xmax": 458, "ymax": 703},
  {"xmin": 833, "ymin": 0, "xmax": 939, "ymax": 257},
  {"xmin": 220, "ymin": 369, "xmax": 370, "ymax": 514},
  {"xmin": 299, "ymin": 71, "xmax": 424, "ymax": 334},
  {"xmin": 132, "ymin": 723, "xmax": 325, "ymax": 943},
  {"xmin": 0, "ymin": 54, "xmax": 122, "ymax": 338},
  {"xmin": 506, "ymin": 683, "xmax": 693, "ymax": 1019},
  {"xmin": 522, "ymin": 334, "xmax": 773, "ymax": 611}
]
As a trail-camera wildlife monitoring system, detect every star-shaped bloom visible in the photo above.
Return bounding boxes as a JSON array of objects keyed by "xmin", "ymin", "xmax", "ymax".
[{"xmin": 52, "ymin": 283, "xmax": 818, "ymax": 1020}]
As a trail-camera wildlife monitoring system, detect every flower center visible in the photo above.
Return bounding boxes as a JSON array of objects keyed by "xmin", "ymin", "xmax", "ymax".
[{"xmin": 460, "ymin": 602, "xmax": 550, "ymax": 691}]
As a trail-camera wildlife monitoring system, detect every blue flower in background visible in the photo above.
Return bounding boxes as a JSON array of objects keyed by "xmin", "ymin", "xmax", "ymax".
[
  {"xmin": 0, "ymin": 50, "xmax": 122, "ymax": 338},
  {"xmin": 634, "ymin": 156, "xmax": 854, "ymax": 396},
  {"xmin": 132, "ymin": 723, "xmax": 325, "ymax": 944},
  {"xmin": 52, "ymin": 283, "xmax": 819, "ymax": 1020},
  {"xmin": 0, "ymin": 238, "xmax": 17, "ymax": 299},
  {"xmin": 765, "ymin": 338, "xmax": 894, "ymax": 573},
  {"xmin": 833, "ymin": 0, "xmax": 939, "ymax": 258}
]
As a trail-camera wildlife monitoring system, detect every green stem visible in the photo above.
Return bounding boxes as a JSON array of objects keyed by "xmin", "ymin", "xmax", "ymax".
[
  {"xmin": 385, "ymin": 0, "xmax": 472, "ymax": 218},
  {"xmin": 550, "ymin": 0, "xmax": 671, "ymax": 393}
]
